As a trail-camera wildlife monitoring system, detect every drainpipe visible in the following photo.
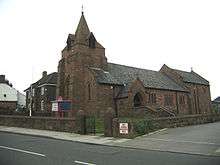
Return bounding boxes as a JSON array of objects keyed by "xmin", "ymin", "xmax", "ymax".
[
  {"xmin": 113, "ymin": 86, "xmax": 118, "ymax": 117},
  {"xmin": 29, "ymin": 85, "xmax": 32, "ymax": 117},
  {"xmin": 175, "ymin": 91, "xmax": 179, "ymax": 115}
]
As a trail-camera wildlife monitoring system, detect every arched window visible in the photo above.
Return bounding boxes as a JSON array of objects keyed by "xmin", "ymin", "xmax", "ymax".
[
  {"xmin": 88, "ymin": 83, "xmax": 91, "ymax": 100},
  {"xmin": 134, "ymin": 93, "xmax": 143, "ymax": 107}
]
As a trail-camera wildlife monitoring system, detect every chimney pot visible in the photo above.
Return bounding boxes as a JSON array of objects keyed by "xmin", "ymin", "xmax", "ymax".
[
  {"xmin": 42, "ymin": 71, "xmax": 47, "ymax": 78},
  {"xmin": 0, "ymin": 75, "xmax": 5, "ymax": 83}
]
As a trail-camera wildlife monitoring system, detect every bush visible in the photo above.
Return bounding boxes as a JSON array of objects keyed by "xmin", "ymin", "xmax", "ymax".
[
  {"xmin": 133, "ymin": 119, "xmax": 154, "ymax": 135},
  {"xmin": 95, "ymin": 118, "xmax": 104, "ymax": 134}
]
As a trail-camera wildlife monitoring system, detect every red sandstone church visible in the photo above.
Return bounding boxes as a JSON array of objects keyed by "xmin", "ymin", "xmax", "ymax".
[{"xmin": 56, "ymin": 12, "xmax": 211, "ymax": 117}]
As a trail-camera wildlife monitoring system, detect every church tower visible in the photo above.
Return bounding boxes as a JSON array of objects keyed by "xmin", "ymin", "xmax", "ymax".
[{"xmin": 56, "ymin": 12, "xmax": 107, "ymax": 113}]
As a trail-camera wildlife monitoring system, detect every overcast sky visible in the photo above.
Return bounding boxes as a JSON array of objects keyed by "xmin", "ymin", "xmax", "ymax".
[{"xmin": 0, "ymin": 0, "xmax": 219, "ymax": 99}]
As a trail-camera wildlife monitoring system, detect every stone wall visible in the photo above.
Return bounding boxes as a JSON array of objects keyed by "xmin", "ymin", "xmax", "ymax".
[
  {"xmin": 0, "ymin": 101, "xmax": 17, "ymax": 112},
  {"xmin": 0, "ymin": 115, "xmax": 76, "ymax": 132},
  {"xmin": 113, "ymin": 114, "xmax": 220, "ymax": 138}
]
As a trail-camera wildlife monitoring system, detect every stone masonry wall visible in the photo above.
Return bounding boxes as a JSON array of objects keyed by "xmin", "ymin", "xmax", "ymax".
[
  {"xmin": 116, "ymin": 86, "xmax": 190, "ymax": 117},
  {"xmin": 185, "ymin": 83, "xmax": 211, "ymax": 114},
  {"xmin": 0, "ymin": 115, "xmax": 76, "ymax": 132},
  {"xmin": 0, "ymin": 101, "xmax": 17, "ymax": 111}
]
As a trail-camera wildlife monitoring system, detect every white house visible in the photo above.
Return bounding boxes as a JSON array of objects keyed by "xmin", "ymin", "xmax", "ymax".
[{"xmin": 0, "ymin": 76, "xmax": 26, "ymax": 111}]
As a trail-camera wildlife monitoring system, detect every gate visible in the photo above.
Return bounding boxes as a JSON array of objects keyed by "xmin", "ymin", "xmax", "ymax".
[
  {"xmin": 76, "ymin": 111, "xmax": 104, "ymax": 135},
  {"xmin": 85, "ymin": 115, "xmax": 96, "ymax": 134}
]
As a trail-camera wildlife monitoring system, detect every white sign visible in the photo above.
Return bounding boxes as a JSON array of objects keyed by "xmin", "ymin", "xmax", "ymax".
[
  {"xmin": 119, "ymin": 123, "xmax": 128, "ymax": 134},
  {"xmin": 52, "ymin": 102, "xmax": 58, "ymax": 112}
]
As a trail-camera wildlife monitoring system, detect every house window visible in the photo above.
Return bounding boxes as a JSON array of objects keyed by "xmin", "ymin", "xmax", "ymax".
[
  {"xmin": 179, "ymin": 95, "xmax": 185, "ymax": 105},
  {"xmin": 134, "ymin": 93, "xmax": 143, "ymax": 107},
  {"xmin": 27, "ymin": 91, "xmax": 31, "ymax": 99},
  {"xmin": 88, "ymin": 83, "xmax": 91, "ymax": 100},
  {"xmin": 32, "ymin": 102, "xmax": 35, "ymax": 110},
  {"xmin": 164, "ymin": 94, "xmax": 173, "ymax": 106},
  {"xmin": 41, "ymin": 100, "xmax": 44, "ymax": 111},
  {"xmin": 41, "ymin": 87, "xmax": 45, "ymax": 95},
  {"xmin": 149, "ymin": 93, "xmax": 156, "ymax": 104},
  {"xmin": 32, "ymin": 88, "xmax": 35, "ymax": 97}
]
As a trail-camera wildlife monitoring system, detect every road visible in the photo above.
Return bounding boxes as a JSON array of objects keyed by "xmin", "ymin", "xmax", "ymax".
[
  {"xmin": 0, "ymin": 132, "xmax": 220, "ymax": 165},
  {"xmin": 117, "ymin": 121, "xmax": 220, "ymax": 156}
]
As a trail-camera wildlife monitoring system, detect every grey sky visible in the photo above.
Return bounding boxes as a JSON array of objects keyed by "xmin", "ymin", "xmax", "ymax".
[{"xmin": 0, "ymin": 0, "xmax": 219, "ymax": 99}]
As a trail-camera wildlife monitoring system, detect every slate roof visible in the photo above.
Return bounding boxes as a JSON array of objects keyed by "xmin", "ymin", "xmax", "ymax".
[
  {"xmin": 37, "ymin": 72, "xmax": 58, "ymax": 86},
  {"xmin": 24, "ymin": 72, "xmax": 57, "ymax": 91},
  {"xmin": 89, "ymin": 67, "xmax": 121, "ymax": 85},
  {"xmin": 108, "ymin": 63, "xmax": 187, "ymax": 92},
  {"xmin": 213, "ymin": 97, "xmax": 220, "ymax": 103},
  {"xmin": 91, "ymin": 63, "xmax": 187, "ymax": 92},
  {"xmin": 174, "ymin": 69, "xmax": 209, "ymax": 85}
]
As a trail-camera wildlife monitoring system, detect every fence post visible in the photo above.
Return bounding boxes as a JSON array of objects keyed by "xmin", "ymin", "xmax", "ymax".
[{"xmin": 104, "ymin": 107, "xmax": 114, "ymax": 137}]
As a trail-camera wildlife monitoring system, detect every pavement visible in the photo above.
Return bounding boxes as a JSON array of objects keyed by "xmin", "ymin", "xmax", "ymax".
[{"xmin": 1, "ymin": 121, "xmax": 220, "ymax": 157}]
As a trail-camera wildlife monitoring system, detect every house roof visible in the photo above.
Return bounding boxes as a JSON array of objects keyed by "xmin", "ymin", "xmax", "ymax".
[
  {"xmin": 92, "ymin": 63, "xmax": 187, "ymax": 92},
  {"xmin": 37, "ymin": 72, "xmax": 58, "ymax": 86},
  {"xmin": 24, "ymin": 72, "xmax": 57, "ymax": 91},
  {"xmin": 213, "ymin": 97, "xmax": 220, "ymax": 103},
  {"xmin": 174, "ymin": 69, "xmax": 209, "ymax": 85}
]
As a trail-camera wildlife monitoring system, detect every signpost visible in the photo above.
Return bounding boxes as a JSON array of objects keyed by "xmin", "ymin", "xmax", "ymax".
[
  {"xmin": 52, "ymin": 102, "xmax": 58, "ymax": 112},
  {"xmin": 119, "ymin": 123, "xmax": 128, "ymax": 134},
  {"xmin": 51, "ymin": 99, "xmax": 72, "ymax": 118}
]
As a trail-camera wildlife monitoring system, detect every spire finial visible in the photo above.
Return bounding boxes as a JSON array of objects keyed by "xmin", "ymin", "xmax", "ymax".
[
  {"xmin": 81, "ymin": 5, "xmax": 84, "ymax": 15},
  {"xmin": 191, "ymin": 67, "xmax": 193, "ymax": 72}
]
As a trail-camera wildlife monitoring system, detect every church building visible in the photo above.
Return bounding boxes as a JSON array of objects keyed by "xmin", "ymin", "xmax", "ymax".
[{"xmin": 56, "ymin": 12, "xmax": 211, "ymax": 117}]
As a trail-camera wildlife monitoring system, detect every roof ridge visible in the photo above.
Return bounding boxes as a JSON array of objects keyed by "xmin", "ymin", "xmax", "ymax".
[
  {"xmin": 174, "ymin": 68, "xmax": 191, "ymax": 74},
  {"xmin": 108, "ymin": 63, "xmax": 158, "ymax": 73}
]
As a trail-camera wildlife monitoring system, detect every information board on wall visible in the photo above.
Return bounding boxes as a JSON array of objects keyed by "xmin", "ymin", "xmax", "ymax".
[{"xmin": 119, "ymin": 123, "xmax": 128, "ymax": 134}]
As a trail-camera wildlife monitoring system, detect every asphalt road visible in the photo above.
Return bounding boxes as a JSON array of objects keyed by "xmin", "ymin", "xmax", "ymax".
[
  {"xmin": 0, "ymin": 132, "xmax": 220, "ymax": 165},
  {"xmin": 118, "ymin": 122, "xmax": 220, "ymax": 156}
]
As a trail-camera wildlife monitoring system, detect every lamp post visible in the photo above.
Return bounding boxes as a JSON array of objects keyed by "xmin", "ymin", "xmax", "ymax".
[{"xmin": 29, "ymin": 85, "xmax": 32, "ymax": 117}]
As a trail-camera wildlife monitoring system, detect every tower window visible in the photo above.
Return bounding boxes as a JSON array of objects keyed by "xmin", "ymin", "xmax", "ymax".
[
  {"xmin": 4, "ymin": 94, "xmax": 6, "ymax": 98},
  {"xmin": 88, "ymin": 33, "xmax": 96, "ymax": 48},
  {"xmin": 67, "ymin": 36, "xmax": 72, "ymax": 50}
]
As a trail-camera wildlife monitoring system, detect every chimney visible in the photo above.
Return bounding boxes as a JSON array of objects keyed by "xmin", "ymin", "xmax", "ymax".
[
  {"xmin": 0, "ymin": 75, "xmax": 5, "ymax": 83},
  {"xmin": 42, "ymin": 71, "xmax": 47, "ymax": 78}
]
